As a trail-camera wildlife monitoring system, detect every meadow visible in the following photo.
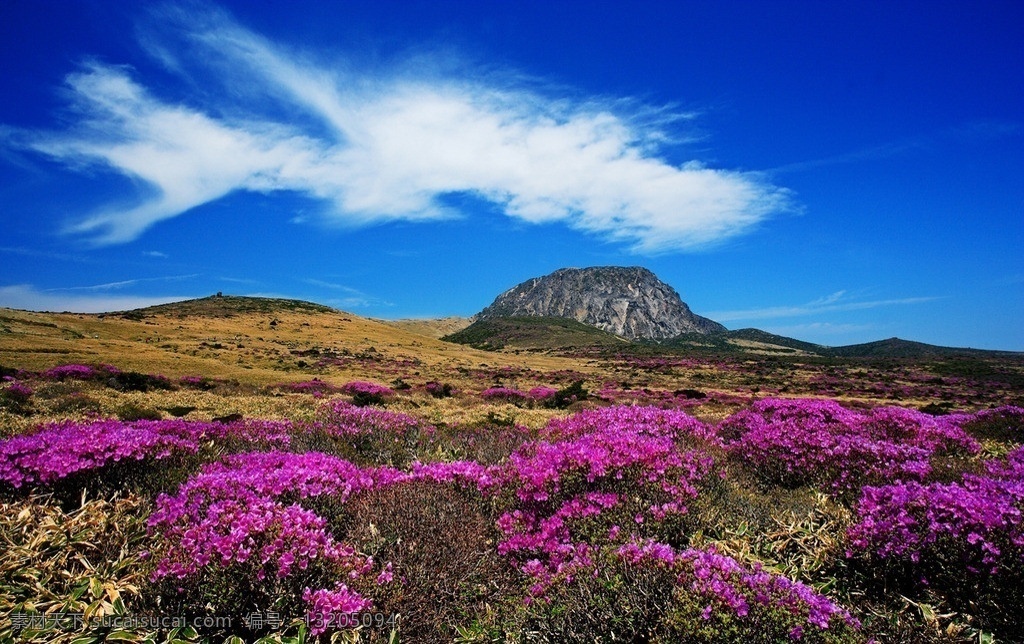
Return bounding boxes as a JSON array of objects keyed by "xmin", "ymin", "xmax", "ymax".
[{"xmin": 1, "ymin": 299, "xmax": 1022, "ymax": 643}]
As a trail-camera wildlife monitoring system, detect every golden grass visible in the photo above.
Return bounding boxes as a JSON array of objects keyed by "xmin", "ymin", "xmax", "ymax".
[{"xmin": 0, "ymin": 307, "xmax": 590, "ymax": 389}]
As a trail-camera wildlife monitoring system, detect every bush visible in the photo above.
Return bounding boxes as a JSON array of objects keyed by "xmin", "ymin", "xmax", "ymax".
[
  {"xmin": 424, "ymin": 381, "xmax": 453, "ymax": 398},
  {"xmin": 310, "ymin": 400, "xmax": 431, "ymax": 467},
  {"xmin": 548, "ymin": 380, "xmax": 588, "ymax": 409},
  {"xmin": 338, "ymin": 480, "xmax": 518, "ymax": 641},
  {"xmin": 106, "ymin": 371, "xmax": 175, "ymax": 393},
  {"xmin": 481, "ymin": 386, "xmax": 528, "ymax": 405},
  {"xmin": 0, "ymin": 380, "xmax": 33, "ymax": 415},
  {"xmin": 846, "ymin": 446, "xmax": 1024, "ymax": 638},
  {"xmin": 722, "ymin": 398, "xmax": 979, "ymax": 494},
  {"xmin": 340, "ymin": 380, "xmax": 394, "ymax": 407}
]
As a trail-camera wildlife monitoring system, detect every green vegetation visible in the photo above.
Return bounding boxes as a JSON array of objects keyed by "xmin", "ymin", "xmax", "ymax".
[
  {"xmin": 443, "ymin": 316, "xmax": 628, "ymax": 350},
  {"xmin": 130, "ymin": 295, "xmax": 336, "ymax": 319}
]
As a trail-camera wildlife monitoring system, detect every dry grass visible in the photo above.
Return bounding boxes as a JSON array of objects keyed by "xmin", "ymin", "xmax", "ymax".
[{"xmin": 0, "ymin": 494, "xmax": 151, "ymax": 642}]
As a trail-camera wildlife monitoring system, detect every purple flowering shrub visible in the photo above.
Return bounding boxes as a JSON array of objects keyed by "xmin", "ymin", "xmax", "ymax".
[
  {"xmin": 722, "ymin": 398, "xmax": 979, "ymax": 493},
  {"xmin": 147, "ymin": 451, "xmax": 504, "ymax": 637},
  {"xmin": 41, "ymin": 363, "xmax": 101, "ymax": 380},
  {"xmin": 309, "ymin": 400, "xmax": 433, "ymax": 466},
  {"xmin": 423, "ymin": 380, "xmax": 454, "ymax": 398},
  {"xmin": 146, "ymin": 451, "xmax": 393, "ymax": 634},
  {"xmin": 0, "ymin": 418, "xmax": 293, "ymax": 501},
  {"xmin": 846, "ymin": 446, "xmax": 1024, "ymax": 636},
  {"xmin": 496, "ymin": 407, "xmax": 720, "ymax": 593},
  {"xmin": 658, "ymin": 543, "xmax": 861, "ymax": 643},
  {"xmin": 339, "ymin": 380, "xmax": 393, "ymax": 406},
  {"xmin": 0, "ymin": 379, "xmax": 33, "ymax": 414},
  {"xmin": 526, "ymin": 540, "xmax": 861, "ymax": 643},
  {"xmin": 957, "ymin": 405, "xmax": 1024, "ymax": 445},
  {"xmin": 481, "ymin": 386, "xmax": 529, "ymax": 405},
  {"xmin": 528, "ymin": 386, "xmax": 559, "ymax": 402},
  {"xmin": 541, "ymin": 404, "xmax": 721, "ymax": 446},
  {"xmin": 275, "ymin": 378, "xmax": 340, "ymax": 396}
]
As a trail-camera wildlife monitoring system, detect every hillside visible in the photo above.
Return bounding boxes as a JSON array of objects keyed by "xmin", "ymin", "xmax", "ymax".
[
  {"xmin": 125, "ymin": 294, "xmax": 335, "ymax": 318},
  {"xmin": 0, "ymin": 297, "xmax": 572, "ymax": 386},
  {"xmin": 381, "ymin": 316, "xmax": 472, "ymax": 339},
  {"xmin": 442, "ymin": 316, "xmax": 630, "ymax": 350},
  {"xmin": 3, "ymin": 295, "xmax": 1021, "ymax": 412}
]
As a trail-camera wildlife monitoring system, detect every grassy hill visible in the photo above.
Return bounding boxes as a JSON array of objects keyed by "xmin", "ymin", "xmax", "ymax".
[
  {"xmin": 0, "ymin": 297, "xmax": 573, "ymax": 387},
  {"xmin": 125, "ymin": 294, "xmax": 335, "ymax": 318},
  {"xmin": 442, "ymin": 316, "xmax": 630, "ymax": 350},
  {"xmin": 381, "ymin": 316, "xmax": 473, "ymax": 339},
  {"xmin": 3, "ymin": 297, "xmax": 1021, "ymax": 412}
]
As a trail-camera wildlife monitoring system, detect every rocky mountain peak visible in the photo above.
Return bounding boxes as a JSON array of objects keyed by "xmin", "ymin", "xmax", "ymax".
[{"xmin": 476, "ymin": 266, "xmax": 725, "ymax": 340}]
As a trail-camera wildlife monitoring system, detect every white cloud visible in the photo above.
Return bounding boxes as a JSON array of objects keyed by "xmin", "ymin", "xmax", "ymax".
[
  {"xmin": 708, "ymin": 290, "xmax": 941, "ymax": 322},
  {"xmin": 763, "ymin": 322, "xmax": 875, "ymax": 337},
  {"xmin": 0, "ymin": 284, "xmax": 193, "ymax": 313},
  {"xmin": 14, "ymin": 7, "xmax": 790, "ymax": 252},
  {"xmin": 301, "ymin": 279, "xmax": 388, "ymax": 309},
  {"xmin": 46, "ymin": 274, "xmax": 199, "ymax": 292}
]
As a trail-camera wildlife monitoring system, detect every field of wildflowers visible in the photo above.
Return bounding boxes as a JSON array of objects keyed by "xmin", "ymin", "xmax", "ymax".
[{"xmin": 1, "ymin": 353, "xmax": 1023, "ymax": 643}]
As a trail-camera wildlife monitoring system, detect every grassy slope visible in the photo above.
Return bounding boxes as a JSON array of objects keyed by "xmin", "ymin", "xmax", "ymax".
[
  {"xmin": 0, "ymin": 298, "xmax": 573, "ymax": 386},
  {"xmin": 3, "ymin": 297, "xmax": 1022, "ymax": 412},
  {"xmin": 442, "ymin": 316, "xmax": 630, "ymax": 350},
  {"xmin": 380, "ymin": 316, "xmax": 473, "ymax": 339}
]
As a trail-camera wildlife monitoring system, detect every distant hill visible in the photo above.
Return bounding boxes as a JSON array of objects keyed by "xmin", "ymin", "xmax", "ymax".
[
  {"xmin": 382, "ymin": 316, "xmax": 472, "ymax": 339},
  {"xmin": 119, "ymin": 295, "xmax": 1020, "ymax": 360},
  {"xmin": 824, "ymin": 337, "xmax": 1007, "ymax": 358},
  {"xmin": 443, "ymin": 316, "xmax": 629, "ymax": 350},
  {"xmin": 665, "ymin": 328, "xmax": 827, "ymax": 355},
  {"xmin": 122, "ymin": 295, "xmax": 334, "ymax": 318},
  {"xmin": 476, "ymin": 266, "xmax": 725, "ymax": 340}
]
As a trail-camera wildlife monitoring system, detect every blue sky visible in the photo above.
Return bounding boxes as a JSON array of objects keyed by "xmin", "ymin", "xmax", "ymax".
[{"xmin": 1, "ymin": 1, "xmax": 1021, "ymax": 350}]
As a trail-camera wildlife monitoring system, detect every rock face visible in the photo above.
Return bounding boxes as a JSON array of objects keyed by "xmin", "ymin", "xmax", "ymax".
[{"xmin": 476, "ymin": 267, "xmax": 726, "ymax": 340}]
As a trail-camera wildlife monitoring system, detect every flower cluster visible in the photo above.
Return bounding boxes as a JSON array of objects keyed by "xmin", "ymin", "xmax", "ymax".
[
  {"xmin": 147, "ymin": 451, "xmax": 396, "ymax": 603},
  {"xmin": 723, "ymin": 398, "xmax": 979, "ymax": 491},
  {"xmin": 339, "ymin": 380, "xmax": 394, "ymax": 406},
  {"xmin": 0, "ymin": 418, "xmax": 293, "ymax": 489},
  {"xmin": 527, "ymin": 386, "xmax": 559, "ymax": 402},
  {"xmin": 303, "ymin": 583, "xmax": 374, "ymax": 636},
  {"xmin": 276, "ymin": 379, "xmax": 340, "ymax": 395},
  {"xmin": 178, "ymin": 375, "xmax": 217, "ymax": 390},
  {"xmin": 41, "ymin": 363, "xmax": 101, "ymax": 380},
  {"xmin": 0, "ymin": 379, "xmax": 33, "ymax": 413},
  {"xmin": 848, "ymin": 444, "xmax": 1024, "ymax": 575},
  {"xmin": 616, "ymin": 539, "xmax": 860, "ymax": 637},
  {"xmin": 2, "ymin": 380, "xmax": 33, "ymax": 400},
  {"xmin": 541, "ymin": 405, "xmax": 720, "ymax": 445},
  {"xmin": 423, "ymin": 381, "xmax": 454, "ymax": 398},
  {"xmin": 497, "ymin": 407, "xmax": 717, "ymax": 588},
  {"xmin": 318, "ymin": 400, "xmax": 428, "ymax": 438}
]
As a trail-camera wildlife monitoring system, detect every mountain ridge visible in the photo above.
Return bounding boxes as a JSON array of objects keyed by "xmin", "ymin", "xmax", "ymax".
[{"xmin": 2, "ymin": 292, "xmax": 1017, "ymax": 358}]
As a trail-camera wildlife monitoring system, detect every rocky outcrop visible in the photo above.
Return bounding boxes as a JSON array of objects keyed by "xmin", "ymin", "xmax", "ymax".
[{"xmin": 476, "ymin": 267, "xmax": 725, "ymax": 340}]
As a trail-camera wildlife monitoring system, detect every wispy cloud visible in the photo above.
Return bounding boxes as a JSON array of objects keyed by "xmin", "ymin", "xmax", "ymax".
[
  {"xmin": 9, "ymin": 5, "xmax": 790, "ymax": 253},
  {"xmin": 708, "ymin": 290, "xmax": 941, "ymax": 322},
  {"xmin": 0, "ymin": 284, "xmax": 193, "ymax": 313},
  {"xmin": 301, "ymin": 279, "xmax": 388, "ymax": 309},
  {"xmin": 302, "ymin": 278, "xmax": 363, "ymax": 294},
  {"xmin": 45, "ymin": 274, "xmax": 200, "ymax": 292},
  {"xmin": 768, "ymin": 120, "xmax": 1022, "ymax": 174},
  {"xmin": 762, "ymin": 321, "xmax": 876, "ymax": 337}
]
